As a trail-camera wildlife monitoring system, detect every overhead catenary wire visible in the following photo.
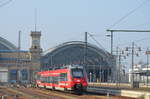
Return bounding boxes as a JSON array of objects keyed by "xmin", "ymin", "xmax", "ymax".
[
  {"xmin": 87, "ymin": 32, "xmax": 106, "ymax": 51},
  {"xmin": 87, "ymin": 32, "xmax": 111, "ymax": 58},
  {"xmin": 0, "ymin": 0, "xmax": 12, "ymax": 7},
  {"xmin": 108, "ymin": 0, "xmax": 149, "ymax": 29},
  {"xmin": 127, "ymin": 22, "xmax": 150, "ymax": 28},
  {"xmin": 117, "ymin": 36, "xmax": 150, "ymax": 47}
]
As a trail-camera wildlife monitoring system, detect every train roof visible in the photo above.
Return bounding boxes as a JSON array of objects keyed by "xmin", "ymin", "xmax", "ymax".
[
  {"xmin": 61, "ymin": 64, "xmax": 84, "ymax": 69},
  {"xmin": 37, "ymin": 68, "xmax": 68, "ymax": 77},
  {"xmin": 37, "ymin": 65, "xmax": 84, "ymax": 76}
]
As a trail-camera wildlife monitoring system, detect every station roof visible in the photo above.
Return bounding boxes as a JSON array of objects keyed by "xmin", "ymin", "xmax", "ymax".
[
  {"xmin": 0, "ymin": 36, "xmax": 17, "ymax": 50},
  {"xmin": 42, "ymin": 41, "xmax": 113, "ymax": 69}
]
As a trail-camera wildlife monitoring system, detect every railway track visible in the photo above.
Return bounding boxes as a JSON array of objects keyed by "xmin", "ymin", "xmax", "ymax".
[
  {"xmin": 0, "ymin": 87, "xmax": 27, "ymax": 99},
  {"xmin": 14, "ymin": 87, "xmax": 101, "ymax": 99},
  {"xmin": 0, "ymin": 86, "xmax": 140, "ymax": 99},
  {"xmin": 89, "ymin": 83, "xmax": 150, "ymax": 91}
]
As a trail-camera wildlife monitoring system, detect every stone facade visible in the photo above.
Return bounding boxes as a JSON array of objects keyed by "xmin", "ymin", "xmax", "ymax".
[
  {"xmin": 0, "ymin": 31, "xmax": 42, "ymax": 84},
  {"xmin": 29, "ymin": 31, "xmax": 42, "ymax": 70},
  {"xmin": 0, "ymin": 51, "xmax": 31, "ymax": 83}
]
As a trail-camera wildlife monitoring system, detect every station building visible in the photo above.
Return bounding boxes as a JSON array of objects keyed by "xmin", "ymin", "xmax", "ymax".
[
  {"xmin": 41, "ymin": 41, "xmax": 116, "ymax": 82},
  {"xmin": 0, "ymin": 31, "xmax": 42, "ymax": 84},
  {"xmin": 0, "ymin": 31, "xmax": 116, "ymax": 84}
]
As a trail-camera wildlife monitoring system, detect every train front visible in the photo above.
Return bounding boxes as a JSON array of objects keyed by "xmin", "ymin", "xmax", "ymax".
[{"xmin": 70, "ymin": 66, "xmax": 87, "ymax": 92}]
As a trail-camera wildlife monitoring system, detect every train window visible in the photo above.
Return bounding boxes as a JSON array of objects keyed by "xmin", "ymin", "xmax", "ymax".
[
  {"xmin": 43, "ymin": 77, "xmax": 46, "ymax": 83},
  {"xmin": 48, "ymin": 76, "xmax": 52, "ymax": 83},
  {"xmin": 53, "ymin": 76, "xmax": 59, "ymax": 84},
  {"xmin": 35, "ymin": 74, "xmax": 41, "ymax": 80},
  {"xmin": 40, "ymin": 77, "xmax": 45, "ymax": 83},
  {"xmin": 71, "ymin": 69, "xmax": 83, "ymax": 78},
  {"xmin": 60, "ymin": 73, "xmax": 68, "ymax": 81},
  {"xmin": 41, "ymin": 77, "xmax": 47, "ymax": 83},
  {"xmin": 46, "ymin": 77, "xmax": 48, "ymax": 83},
  {"xmin": 39, "ymin": 76, "xmax": 43, "ymax": 81}
]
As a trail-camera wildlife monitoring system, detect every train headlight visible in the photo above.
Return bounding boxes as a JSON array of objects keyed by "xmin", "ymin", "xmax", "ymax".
[{"xmin": 77, "ymin": 79, "xmax": 80, "ymax": 82}]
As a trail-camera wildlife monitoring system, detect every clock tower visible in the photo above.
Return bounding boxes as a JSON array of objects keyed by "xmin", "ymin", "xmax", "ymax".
[{"xmin": 29, "ymin": 31, "xmax": 42, "ymax": 71}]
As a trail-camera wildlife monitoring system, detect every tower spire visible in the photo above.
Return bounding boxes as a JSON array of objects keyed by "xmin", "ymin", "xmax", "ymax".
[{"xmin": 35, "ymin": 8, "xmax": 37, "ymax": 32}]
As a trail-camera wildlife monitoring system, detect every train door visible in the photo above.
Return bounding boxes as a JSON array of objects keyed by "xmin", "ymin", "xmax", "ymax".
[{"xmin": 59, "ymin": 72, "xmax": 68, "ymax": 90}]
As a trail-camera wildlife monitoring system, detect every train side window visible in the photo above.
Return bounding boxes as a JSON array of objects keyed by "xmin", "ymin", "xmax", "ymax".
[
  {"xmin": 42, "ymin": 77, "xmax": 47, "ymax": 83},
  {"xmin": 53, "ymin": 76, "xmax": 59, "ymax": 84},
  {"xmin": 46, "ymin": 77, "xmax": 48, "ymax": 83},
  {"xmin": 36, "ymin": 74, "xmax": 40, "ymax": 80},
  {"xmin": 60, "ymin": 73, "xmax": 68, "ymax": 81},
  {"xmin": 41, "ymin": 77, "xmax": 44, "ymax": 83},
  {"xmin": 43, "ymin": 77, "xmax": 46, "ymax": 83},
  {"xmin": 48, "ymin": 76, "xmax": 52, "ymax": 83}
]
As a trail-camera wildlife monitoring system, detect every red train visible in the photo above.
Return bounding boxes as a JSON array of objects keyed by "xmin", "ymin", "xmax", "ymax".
[{"xmin": 35, "ymin": 65, "xmax": 88, "ymax": 93}]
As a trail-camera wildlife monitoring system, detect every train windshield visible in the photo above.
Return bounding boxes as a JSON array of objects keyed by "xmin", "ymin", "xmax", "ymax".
[{"xmin": 71, "ymin": 68, "xmax": 84, "ymax": 78}]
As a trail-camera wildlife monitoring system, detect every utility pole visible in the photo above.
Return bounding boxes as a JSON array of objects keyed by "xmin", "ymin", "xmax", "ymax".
[
  {"xmin": 146, "ymin": 48, "xmax": 149, "ymax": 87},
  {"xmin": 131, "ymin": 42, "xmax": 135, "ymax": 86},
  {"xmin": 84, "ymin": 32, "xmax": 88, "ymax": 81},
  {"xmin": 125, "ymin": 42, "xmax": 141, "ymax": 88},
  {"xmin": 118, "ymin": 54, "xmax": 121, "ymax": 86},
  {"xmin": 116, "ymin": 47, "xmax": 119, "ymax": 84},
  {"xmin": 106, "ymin": 29, "xmax": 150, "ymax": 54},
  {"xmin": 84, "ymin": 32, "xmax": 87, "ymax": 67},
  {"xmin": 106, "ymin": 30, "xmax": 113, "ymax": 55},
  {"xmin": 17, "ymin": 31, "xmax": 21, "ymax": 84},
  {"xmin": 116, "ymin": 47, "xmax": 126, "ymax": 87},
  {"xmin": 106, "ymin": 29, "xmax": 150, "ymax": 87},
  {"xmin": 111, "ymin": 31, "xmax": 113, "ymax": 55},
  {"xmin": 18, "ymin": 31, "xmax": 21, "ymax": 50}
]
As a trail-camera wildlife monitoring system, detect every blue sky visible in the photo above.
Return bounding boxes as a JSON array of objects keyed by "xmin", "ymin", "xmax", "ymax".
[{"xmin": 0, "ymin": 0, "xmax": 150, "ymax": 65}]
